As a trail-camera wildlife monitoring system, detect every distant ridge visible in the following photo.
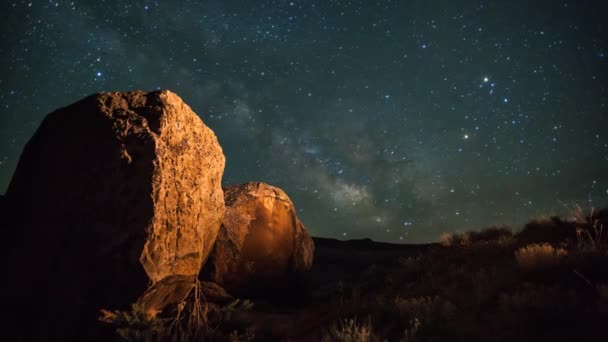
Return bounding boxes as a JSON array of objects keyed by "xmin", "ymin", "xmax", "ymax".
[{"xmin": 312, "ymin": 236, "xmax": 436, "ymax": 250}]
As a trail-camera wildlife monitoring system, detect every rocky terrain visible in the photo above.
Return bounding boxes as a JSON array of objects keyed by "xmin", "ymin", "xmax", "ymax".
[
  {"xmin": 0, "ymin": 90, "xmax": 313, "ymax": 341},
  {"xmin": 1, "ymin": 90, "xmax": 607, "ymax": 341}
]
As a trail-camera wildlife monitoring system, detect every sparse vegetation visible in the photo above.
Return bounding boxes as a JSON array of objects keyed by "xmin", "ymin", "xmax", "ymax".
[
  {"xmin": 321, "ymin": 317, "xmax": 377, "ymax": 342},
  {"xmin": 101, "ymin": 207, "xmax": 608, "ymax": 341},
  {"xmin": 439, "ymin": 225, "xmax": 513, "ymax": 247},
  {"xmin": 572, "ymin": 207, "xmax": 607, "ymax": 253},
  {"xmin": 514, "ymin": 243, "xmax": 568, "ymax": 270},
  {"xmin": 99, "ymin": 304, "xmax": 166, "ymax": 342},
  {"xmin": 101, "ymin": 281, "xmax": 255, "ymax": 341}
]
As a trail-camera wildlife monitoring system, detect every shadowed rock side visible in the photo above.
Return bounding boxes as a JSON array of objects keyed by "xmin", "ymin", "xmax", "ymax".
[
  {"xmin": 3, "ymin": 90, "xmax": 225, "ymax": 340},
  {"xmin": 202, "ymin": 182, "xmax": 314, "ymax": 296}
]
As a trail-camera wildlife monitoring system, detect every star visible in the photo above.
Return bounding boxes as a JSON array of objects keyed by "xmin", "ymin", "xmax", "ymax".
[{"xmin": 0, "ymin": 0, "xmax": 605, "ymax": 245}]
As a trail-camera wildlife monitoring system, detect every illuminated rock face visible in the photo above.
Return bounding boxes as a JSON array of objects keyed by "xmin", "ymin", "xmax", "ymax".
[
  {"xmin": 202, "ymin": 182, "xmax": 314, "ymax": 295},
  {"xmin": 5, "ymin": 90, "xmax": 225, "ymax": 338}
]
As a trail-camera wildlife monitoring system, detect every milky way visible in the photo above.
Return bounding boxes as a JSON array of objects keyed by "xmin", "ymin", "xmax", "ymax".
[{"xmin": 1, "ymin": 0, "xmax": 607, "ymax": 242}]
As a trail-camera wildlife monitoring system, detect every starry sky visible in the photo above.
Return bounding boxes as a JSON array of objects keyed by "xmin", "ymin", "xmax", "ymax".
[{"xmin": 1, "ymin": 0, "xmax": 607, "ymax": 243}]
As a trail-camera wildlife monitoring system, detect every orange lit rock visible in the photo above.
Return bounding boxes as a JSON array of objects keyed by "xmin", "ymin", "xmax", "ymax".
[
  {"xmin": 202, "ymin": 182, "xmax": 314, "ymax": 295},
  {"xmin": 4, "ymin": 90, "xmax": 225, "ymax": 339}
]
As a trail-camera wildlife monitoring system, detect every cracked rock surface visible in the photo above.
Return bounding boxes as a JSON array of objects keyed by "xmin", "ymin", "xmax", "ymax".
[{"xmin": 5, "ymin": 90, "xmax": 225, "ymax": 339}]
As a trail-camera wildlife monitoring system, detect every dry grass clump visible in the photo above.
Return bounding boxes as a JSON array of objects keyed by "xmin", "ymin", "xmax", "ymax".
[
  {"xmin": 514, "ymin": 243, "xmax": 567, "ymax": 270},
  {"xmin": 321, "ymin": 317, "xmax": 378, "ymax": 342},
  {"xmin": 577, "ymin": 223, "xmax": 605, "ymax": 252},
  {"xmin": 572, "ymin": 207, "xmax": 607, "ymax": 253}
]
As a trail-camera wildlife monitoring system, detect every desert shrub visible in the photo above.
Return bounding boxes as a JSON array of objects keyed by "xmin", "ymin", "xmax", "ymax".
[
  {"xmin": 321, "ymin": 317, "xmax": 379, "ymax": 342},
  {"xmin": 438, "ymin": 232, "xmax": 454, "ymax": 247},
  {"xmin": 439, "ymin": 232, "xmax": 471, "ymax": 247},
  {"xmin": 515, "ymin": 216, "xmax": 578, "ymax": 245},
  {"xmin": 569, "ymin": 205, "xmax": 608, "ymax": 225},
  {"xmin": 515, "ymin": 207, "xmax": 608, "ymax": 247},
  {"xmin": 468, "ymin": 226, "xmax": 513, "ymax": 244},
  {"xmin": 99, "ymin": 304, "xmax": 166, "ymax": 342},
  {"xmin": 440, "ymin": 226, "xmax": 512, "ymax": 247},
  {"xmin": 514, "ymin": 243, "xmax": 567, "ymax": 270}
]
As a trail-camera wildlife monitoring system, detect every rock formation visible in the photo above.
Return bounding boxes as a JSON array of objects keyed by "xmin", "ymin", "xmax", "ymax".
[
  {"xmin": 4, "ymin": 90, "xmax": 225, "ymax": 339},
  {"xmin": 202, "ymin": 182, "xmax": 314, "ymax": 295}
]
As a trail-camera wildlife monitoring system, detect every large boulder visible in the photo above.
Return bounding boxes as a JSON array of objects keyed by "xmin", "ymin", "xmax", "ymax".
[
  {"xmin": 201, "ymin": 182, "xmax": 314, "ymax": 296},
  {"xmin": 4, "ymin": 90, "xmax": 225, "ymax": 340}
]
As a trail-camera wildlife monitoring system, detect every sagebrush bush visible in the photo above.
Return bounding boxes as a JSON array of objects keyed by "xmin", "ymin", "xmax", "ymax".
[{"xmin": 514, "ymin": 243, "xmax": 567, "ymax": 270}]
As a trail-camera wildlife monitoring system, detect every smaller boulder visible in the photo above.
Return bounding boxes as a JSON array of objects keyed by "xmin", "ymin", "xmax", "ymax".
[{"xmin": 201, "ymin": 182, "xmax": 314, "ymax": 295}]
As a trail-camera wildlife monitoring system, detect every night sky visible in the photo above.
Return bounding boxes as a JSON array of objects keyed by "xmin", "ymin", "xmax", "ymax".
[{"xmin": 1, "ymin": 0, "xmax": 607, "ymax": 243}]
